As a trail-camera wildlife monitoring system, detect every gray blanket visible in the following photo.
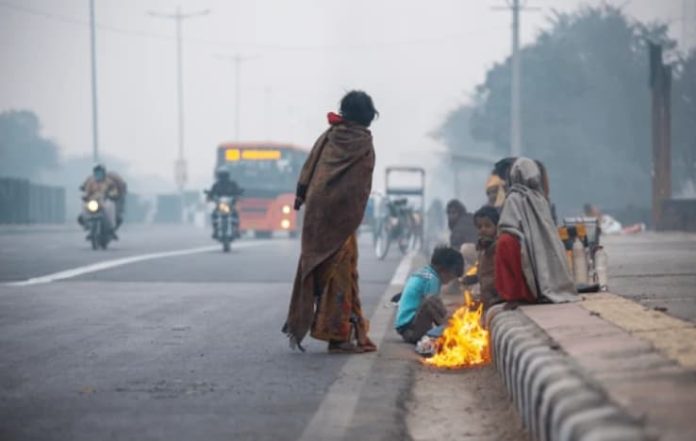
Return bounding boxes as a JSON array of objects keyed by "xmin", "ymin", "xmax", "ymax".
[{"xmin": 498, "ymin": 158, "xmax": 577, "ymax": 303}]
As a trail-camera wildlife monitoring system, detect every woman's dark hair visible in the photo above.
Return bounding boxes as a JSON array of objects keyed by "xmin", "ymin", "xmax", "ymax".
[
  {"xmin": 340, "ymin": 90, "xmax": 378, "ymax": 127},
  {"xmin": 473, "ymin": 205, "xmax": 500, "ymax": 226},
  {"xmin": 430, "ymin": 245, "xmax": 464, "ymax": 277},
  {"xmin": 493, "ymin": 157, "xmax": 517, "ymax": 182},
  {"xmin": 446, "ymin": 199, "xmax": 466, "ymax": 214}
]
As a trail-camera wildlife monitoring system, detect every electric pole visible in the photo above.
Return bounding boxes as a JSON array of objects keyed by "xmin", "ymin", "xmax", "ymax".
[
  {"xmin": 89, "ymin": 0, "xmax": 99, "ymax": 163},
  {"xmin": 215, "ymin": 54, "xmax": 259, "ymax": 141},
  {"xmin": 511, "ymin": 0, "xmax": 521, "ymax": 157},
  {"xmin": 149, "ymin": 6, "xmax": 209, "ymax": 194},
  {"xmin": 494, "ymin": 0, "xmax": 539, "ymax": 157}
]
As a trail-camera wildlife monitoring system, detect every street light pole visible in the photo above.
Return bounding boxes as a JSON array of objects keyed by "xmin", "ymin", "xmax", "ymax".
[
  {"xmin": 149, "ymin": 6, "xmax": 209, "ymax": 193},
  {"xmin": 149, "ymin": 6, "xmax": 208, "ymax": 223},
  {"xmin": 510, "ymin": 0, "xmax": 521, "ymax": 157},
  {"xmin": 493, "ymin": 0, "xmax": 539, "ymax": 157},
  {"xmin": 175, "ymin": 6, "xmax": 185, "ymax": 166},
  {"xmin": 89, "ymin": 0, "xmax": 99, "ymax": 163}
]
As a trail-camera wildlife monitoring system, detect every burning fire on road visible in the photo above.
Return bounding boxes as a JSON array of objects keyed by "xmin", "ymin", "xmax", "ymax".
[{"xmin": 424, "ymin": 267, "xmax": 491, "ymax": 369}]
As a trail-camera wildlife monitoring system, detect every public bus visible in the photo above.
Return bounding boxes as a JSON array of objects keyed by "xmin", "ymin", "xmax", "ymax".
[{"xmin": 215, "ymin": 142, "xmax": 308, "ymax": 237}]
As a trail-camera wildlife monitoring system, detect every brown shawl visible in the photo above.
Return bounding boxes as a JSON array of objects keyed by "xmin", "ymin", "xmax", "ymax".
[{"xmin": 283, "ymin": 121, "xmax": 375, "ymax": 347}]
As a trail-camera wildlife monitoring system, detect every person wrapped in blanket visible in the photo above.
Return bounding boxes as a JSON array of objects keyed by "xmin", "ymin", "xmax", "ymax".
[
  {"xmin": 495, "ymin": 158, "xmax": 577, "ymax": 305},
  {"xmin": 282, "ymin": 90, "xmax": 379, "ymax": 354},
  {"xmin": 394, "ymin": 246, "xmax": 464, "ymax": 344}
]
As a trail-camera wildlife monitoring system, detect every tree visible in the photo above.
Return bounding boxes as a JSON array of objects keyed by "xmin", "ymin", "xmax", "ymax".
[
  {"xmin": 439, "ymin": 5, "xmax": 694, "ymax": 215},
  {"xmin": 0, "ymin": 110, "xmax": 59, "ymax": 179}
]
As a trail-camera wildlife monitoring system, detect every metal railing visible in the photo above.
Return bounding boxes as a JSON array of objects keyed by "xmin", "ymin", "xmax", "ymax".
[{"xmin": 0, "ymin": 178, "xmax": 66, "ymax": 224}]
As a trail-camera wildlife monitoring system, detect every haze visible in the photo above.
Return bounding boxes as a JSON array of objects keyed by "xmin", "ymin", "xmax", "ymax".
[{"xmin": 0, "ymin": 0, "xmax": 691, "ymax": 195}]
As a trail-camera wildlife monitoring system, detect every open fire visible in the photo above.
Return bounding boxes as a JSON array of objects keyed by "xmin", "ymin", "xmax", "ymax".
[{"xmin": 424, "ymin": 266, "xmax": 491, "ymax": 369}]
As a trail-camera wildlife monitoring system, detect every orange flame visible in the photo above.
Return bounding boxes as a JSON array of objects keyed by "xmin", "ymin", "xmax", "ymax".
[{"xmin": 424, "ymin": 265, "xmax": 490, "ymax": 369}]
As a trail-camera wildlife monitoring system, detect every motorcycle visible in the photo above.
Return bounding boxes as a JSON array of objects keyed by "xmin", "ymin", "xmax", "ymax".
[
  {"xmin": 81, "ymin": 196, "xmax": 116, "ymax": 250},
  {"xmin": 373, "ymin": 198, "xmax": 417, "ymax": 260},
  {"xmin": 206, "ymin": 192, "xmax": 241, "ymax": 253}
]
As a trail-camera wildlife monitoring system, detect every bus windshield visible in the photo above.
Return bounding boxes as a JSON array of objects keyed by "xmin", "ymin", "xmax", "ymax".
[{"xmin": 216, "ymin": 146, "xmax": 307, "ymax": 197}]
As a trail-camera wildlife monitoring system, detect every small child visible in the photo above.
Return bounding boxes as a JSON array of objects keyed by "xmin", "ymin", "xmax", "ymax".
[
  {"xmin": 394, "ymin": 246, "xmax": 464, "ymax": 344},
  {"xmin": 473, "ymin": 206, "xmax": 501, "ymax": 310}
]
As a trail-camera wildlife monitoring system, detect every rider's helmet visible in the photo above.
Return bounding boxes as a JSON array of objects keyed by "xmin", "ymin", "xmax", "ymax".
[
  {"xmin": 93, "ymin": 164, "xmax": 106, "ymax": 182},
  {"xmin": 216, "ymin": 166, "xmax": 230, "ymax": 182}
]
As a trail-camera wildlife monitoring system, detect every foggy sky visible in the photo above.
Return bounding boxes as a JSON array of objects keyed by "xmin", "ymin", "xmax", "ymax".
[{"xmin": 0, "ymin": 0, "xmax": 691, "ymax": 193}]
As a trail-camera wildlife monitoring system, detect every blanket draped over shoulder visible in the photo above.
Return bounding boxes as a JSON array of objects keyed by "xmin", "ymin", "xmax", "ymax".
[
  {"xmin": 498, "ymin": 158, "xmax": 577, "ymax": 303},
  {"xmin": 283, "ymin": 119, "xmax": 375, "ymax": 347}
]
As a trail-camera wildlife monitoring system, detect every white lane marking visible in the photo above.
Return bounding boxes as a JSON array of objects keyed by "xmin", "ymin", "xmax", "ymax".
[
  {"xmin": 299, "ymin": 252, "xmax": 416, "ymax": 441},
  {"xmin": 4, "ymin": 241, "xmax": 274, "ymax": 287}
]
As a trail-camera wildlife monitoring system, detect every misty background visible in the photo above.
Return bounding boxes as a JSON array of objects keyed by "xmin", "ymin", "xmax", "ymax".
[{"xmin": 1, "ymin": 0, "xmax": 695, "ymax": 220}]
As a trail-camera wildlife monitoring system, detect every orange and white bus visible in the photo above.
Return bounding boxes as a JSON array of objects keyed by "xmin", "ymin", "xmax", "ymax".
[{"xmin": 215, "ymin": 142, "xmax": 308, "ymax": 237}]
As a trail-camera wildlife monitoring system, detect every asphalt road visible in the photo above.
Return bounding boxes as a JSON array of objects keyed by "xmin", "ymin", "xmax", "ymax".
[
  {"xmin": 0, "ymin": 225, "xmax": 406, "ymax": 441},
  {"xmin": 4, "ymin": 226, "xmax": 688, "ymax": 441},
  {"xmin": 603, "ymin": 232, "xmax": 696, "ymax": 324}
]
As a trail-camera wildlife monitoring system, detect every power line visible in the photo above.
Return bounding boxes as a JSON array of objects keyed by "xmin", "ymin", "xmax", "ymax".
[{"xmin": 0, "ymin": 1, "xmax": 507, "ymax": 53}]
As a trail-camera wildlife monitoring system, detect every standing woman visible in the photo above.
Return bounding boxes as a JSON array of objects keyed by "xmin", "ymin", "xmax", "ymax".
[
  {"xmin": 495, "ymin": 158, "xmax": 577, "ymax": 304},
  {"xmin": 283, "ymin": 91, "xmax": 378, "ymax": 354}
]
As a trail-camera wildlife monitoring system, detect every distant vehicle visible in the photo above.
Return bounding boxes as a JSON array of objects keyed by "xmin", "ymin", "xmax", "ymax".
[
  {"xmin": 373, "ymin": 167, "xmax": 425, "ymax": 259},
  {"xmin": 205, "ymin": 192, "xmax": 241, "ymax": 252},
  {"xmin": 82, "ymin": 196, "xmax": 116, "ymax": 250},
  {"xmin": 215, "ymin": 142, "xmax": 308, "ymax": 238}
]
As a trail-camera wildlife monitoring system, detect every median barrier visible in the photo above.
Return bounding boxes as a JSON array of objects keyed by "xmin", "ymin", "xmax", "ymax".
[{"xmin": 486, "ymin": 306, "xmax": 651, "ymax": 441}]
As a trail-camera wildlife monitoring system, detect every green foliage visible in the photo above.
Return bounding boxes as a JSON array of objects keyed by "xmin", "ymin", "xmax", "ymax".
[
  {"xmin": 440, "ymin": 5, "xmax": 694, "ymax": 214},
  {"xmin": 0, "ymin": 110, "xmax": 59, "ymax": 179}
]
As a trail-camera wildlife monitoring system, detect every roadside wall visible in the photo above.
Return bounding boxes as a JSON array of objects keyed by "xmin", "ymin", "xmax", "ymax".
[{"xmin": 0, "ymin": 177, "xmax": 65, "ymax": 224}]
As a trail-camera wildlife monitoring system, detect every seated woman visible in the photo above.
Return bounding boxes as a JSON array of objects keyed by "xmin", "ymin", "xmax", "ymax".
[{"xmin": 495, "ymin": 158, "xmax": 577, "ymax": 304}]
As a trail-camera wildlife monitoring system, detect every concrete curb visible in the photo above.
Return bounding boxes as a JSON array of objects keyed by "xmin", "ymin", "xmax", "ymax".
[{"xmin": 486, "ymin": 306, "xmax": 653, "ymax": 441}]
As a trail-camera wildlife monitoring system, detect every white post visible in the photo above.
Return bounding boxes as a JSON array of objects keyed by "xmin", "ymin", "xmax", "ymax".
[
  {"xmin": 510, "ymin": 0, "xmax": 522, "ymax": 157},
  {"xmin": 89, "ymin": 0, "xmax": 99, "ymax": 163}
]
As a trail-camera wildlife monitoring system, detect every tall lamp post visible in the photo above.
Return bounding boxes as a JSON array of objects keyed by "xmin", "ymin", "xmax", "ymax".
[
  {"xmin": 149, "ymin": 6, "xmax": 209, "ymax": 221},
  {"xmin": 89, "ymin": 0, "xmax": 99, "ymax": 163}
]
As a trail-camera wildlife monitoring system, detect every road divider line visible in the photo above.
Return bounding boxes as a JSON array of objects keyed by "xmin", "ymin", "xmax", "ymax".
[
  {"xmin": 4, "ymin": 241, "xmax": 274, "ymax": 287},
  {"xmin": 298, "ymin": 252, "xmax": 417, "ymax": 441}
]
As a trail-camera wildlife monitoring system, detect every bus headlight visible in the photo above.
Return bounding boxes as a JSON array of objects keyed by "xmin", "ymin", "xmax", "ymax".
[
  {"xmin": 280, "ymin": 219, "xmax": 291, "ymax": 230},
  {"xmin": 86, "ymin": 200, "xmax": 100, "ymax": 213},
  {"xmin": 218, "ymin": 202, "xmax": 231, "ymax": 214},
  {"xmin": 282, "ymin": 204, "xmax": 291, "ymax": 214}
]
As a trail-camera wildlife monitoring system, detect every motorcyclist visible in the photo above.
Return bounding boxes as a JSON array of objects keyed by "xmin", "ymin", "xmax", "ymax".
[
  {"xmin": 79, "ymin": 164, "xmax": 121, "ymax": 237},
  {"xmin": 207, "ymin": 167, "xmax": 243, "ymax": 200},
  {"xmin": 207, "ymin": 167, "xmax": 244, "ymax": 239}
]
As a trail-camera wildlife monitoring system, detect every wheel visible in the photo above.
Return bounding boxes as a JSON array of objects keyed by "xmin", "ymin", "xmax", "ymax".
[
  {"xmin": 397, "ymin": 229, "xmax": 412, "ymax": 254},
  {"xmin": 373, "ymin": 219, "xmax": 390, "ymax": 260},
  {"xmin": 90, "ymin": 222, "xmax": 100, "ymax": 250}
]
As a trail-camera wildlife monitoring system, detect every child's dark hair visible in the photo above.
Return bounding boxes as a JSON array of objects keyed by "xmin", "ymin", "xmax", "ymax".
[
  {"xmin": 340, "ymin": 90, "xmax": 378, "ymax": 127},
  {"xmin": 473, "ymin": 205, "xmax": 500, "ymax": 226},
  {"xmin": 431, "ymin": 245, "xmax": 464, "ymax": 278}
]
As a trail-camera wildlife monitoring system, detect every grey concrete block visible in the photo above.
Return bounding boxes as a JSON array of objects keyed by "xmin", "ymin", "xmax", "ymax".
[
  {"xmin": 529, "ymin": 362, "xmax": 577, "ymax": 439},
  {"xmin": 577, "ymin": 424, "xmax": 654, "ymax": 441},
  {"xmin": 489, "ymin": 308, "xmax": 650, "ymax": 441},
  {"xmin": 549, "ymin": 389, "xmax": 607, "ymax": 441},
  {"xmin": 557, "ymin": 406, "xmax": 630, "ymax": 441}
]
